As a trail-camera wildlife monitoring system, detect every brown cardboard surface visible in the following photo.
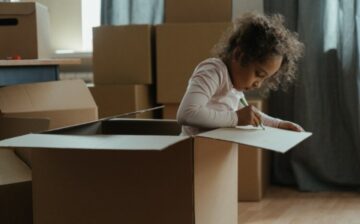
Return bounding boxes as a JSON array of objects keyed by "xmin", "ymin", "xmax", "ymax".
[
  {"xmin": 0, "ymin": 117, "xmax": 49, "ymax": 140},
  {"xmin": 0, "ymin": 80, "xmax": 96, "ymax": 114},
  {"xmin": 0, "ymin": 149, "xmax": 33, "ymax": 224},
  {"xmin": 93, "ymin": 25, "xmax": 153, "ymax": 84},
  {"xmin": 0, "ymin": 2, "xmax": 51, "ymax": 59},
  {"xmin": 32, "ymin": 141, "xmax": 194, "ymax": 224},
  {"xmin": 156, "ymin": 23, "xmax": 231, "ymax": 103},
  {"xmin": 0, "ymin": 119, "xmax": 239, "ymax": 224},
  {"xmin": 162, "ymin": 100, "xmax": 284, "ymax": 201},
  {"xmin": 0, "ymin": 149, "xmax": 31, "ymax": 185},
  {"xmin": 161, "ymin": 101, "xmax": 269, "ymax": 200},
  {"xmin": 165, "ymin": 0, "xmax": 232, "ymax": 23},
  {"xmin": 194, "ymin": 138, "xmax": 237, "ymax": 224},
  {"xmin": 89, "ymin": 84, "xmax": 154, "ymax": 119},
  {"xmin": 0, "ymin": 80, "xmax": 98, "ymax": 166},
  {"xmin": 238, "ymin": 99, "xmax": 269, "ymax": 201},
  {"xmin": 0, "ymin": 117, "xmax": 49, "ymax": 166},
  {"xmin": 238, "ymin": 146, "xmax": 270, "ymax": 201},
  {"xmin": 163, "ymin": 103, "xmax": 179, "ymax": 119},
  {"xmin": 0, "ymin": 80, "xmax": 98, "ymax": 224}
]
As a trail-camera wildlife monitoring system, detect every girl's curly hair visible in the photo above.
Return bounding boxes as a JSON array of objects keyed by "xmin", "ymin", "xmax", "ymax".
[{"xmin": 212, "ymin": 12, "xmax": 304, "ymax": 91}]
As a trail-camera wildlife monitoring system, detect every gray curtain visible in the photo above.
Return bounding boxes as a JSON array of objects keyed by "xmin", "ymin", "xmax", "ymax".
[
  {"xmin": 265, "ymin": 0, "xmax": 360, "ymax": 191},
  {"xmin": 101, "ymin": 0, "xmax": 164, "ymax": 25}
]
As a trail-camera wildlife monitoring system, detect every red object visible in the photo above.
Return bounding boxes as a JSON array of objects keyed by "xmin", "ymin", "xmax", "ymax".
[
  {"xmin": 5, "ymin": 55, "xmax": 22, "ymax": 60},
  {"xmin": 13, "ymin": 55, "xmax": 22, "ymax": 60}
]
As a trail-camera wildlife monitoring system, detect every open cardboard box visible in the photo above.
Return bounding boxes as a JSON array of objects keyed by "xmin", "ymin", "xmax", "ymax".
[
  {"xmin": 0, "ymin": 117, "xmax": 49, "ymax": 224},
  {"xmin": 0, "ymin": 117, "xmax": 311, "ymax": 224},
  {"xmin": 0, "ymin": 79, "xmax": 98, "ymax": 165},
  {"xmin": 0, "ymin": 80, "xmax": 98, "ymax": 223}
]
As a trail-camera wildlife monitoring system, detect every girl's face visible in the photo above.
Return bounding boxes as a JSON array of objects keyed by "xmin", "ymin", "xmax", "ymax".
[{"xmin": 229, "ymin": 54, "xmax": 283, "ymax": 91}]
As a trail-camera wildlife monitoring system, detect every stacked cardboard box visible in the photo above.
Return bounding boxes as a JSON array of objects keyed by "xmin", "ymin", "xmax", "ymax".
[
  {"xmin": 156, "ymin": 23, "xmax": 231, "ymax": 105},
  {"xmin": 91, "ymin": 25, "xmax": 155, "ymax": 118},
  {"xmin": 157, "ymin": 1, "xmax": 272, "ymax": 202},
  {"xmin": 165, "ymin": 0, "xmax": 232, "ymax": 23},
  {"xmin": 0, "ymin": 80, "xmax": 98, "ymax": 223},
  {"xmin": 156, "ymin": 0, "xmax": 232, "ymax": 108},
  {"xmin": 0, "ymin": 2, "xmax": 51, "ymax": 59},
  {"xmin": 160, "ymin": 98, "xmax": 270, "ymax": 201}
]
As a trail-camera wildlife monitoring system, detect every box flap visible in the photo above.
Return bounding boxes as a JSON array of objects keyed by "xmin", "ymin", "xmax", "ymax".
[
  {"xmin": 0, "ymin": 3, "xmax": 35, "ymax": 16},
  {"xmin": 197, "ymin": 126, "xmax": 312, "ymax": 153},
  {"xmin": 0, "ymin": 117, "xmax": 49, "ymax": 140},
  {"xmin": 0, "ymin": 80, "xmax": 96, "ymax": 114},
  {"xmin": 0, "ymin": 134, "xmax": 189, "ymax": 151},
  {"xmin": 0, "ymin": 149, "xmax": 31, "ymax": 185}
]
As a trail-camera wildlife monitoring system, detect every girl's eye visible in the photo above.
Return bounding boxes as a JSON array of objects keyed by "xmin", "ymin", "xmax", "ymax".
[
  {"xmin": 255, "ymin": 70, "xmax": 266, "ymax": 79},
  {"xmin": 255, "ymin": 70, "xmax": 265, "ymax": 78}
]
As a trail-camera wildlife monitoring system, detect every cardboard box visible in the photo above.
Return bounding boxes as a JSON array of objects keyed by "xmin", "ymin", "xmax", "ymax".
[
  {"xmin": 0, "ymin": 80, "xmax": 98, "ymax": 224},
  {"xmin": 163, "ymin": 103, "xmax": 178, "ymax": 119},
  {"xmin": 0, "ymin": 117, "xmax": 48, "ymax": 223},
  {"xmin": 2, "ymin": 119, "xmax": 239, "ymax": 224},
  {"xmin": 238, "ymin": 98, "xmax": 269, "ymax": 201},
  {"xmin": 165, "ymin": 0, "xmax": 232, "ymax": 23},
  {"xmin": 0, "ymin": 149, "xmax": 33, "ymax": 224},
  {"xmin": 0, "ymin": 117, "xmax": 311, "ymax": 224},
  {"xmin": 93, "ymin": 25, "xmax": 154, "ymax": 84},
  {"xmin": 89, "ymin": 84, "xmax": 154, "ymax": 119},
  {"xmin": 0, "ymin": 117, "xmax": 49, "ymax": 224},
  {"xmin": 160, "ymin": 100, "xmax": 272, "ymax": 201},
  {"xmin": 0, "ymin": 2, "xmax": 51, "ymax": 59},
  {"xmin": 156, "ymin": 23, "xmax": 230, "ymax": 103},
  {"xmin": 0, "ymin": 79, "xmax": 98, "ymax": 166}
]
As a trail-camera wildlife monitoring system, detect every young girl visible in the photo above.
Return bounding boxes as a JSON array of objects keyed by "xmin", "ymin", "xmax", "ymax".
[{"xmin": 177, "ymin": 12, "xmax": 304, "ymax": 136}]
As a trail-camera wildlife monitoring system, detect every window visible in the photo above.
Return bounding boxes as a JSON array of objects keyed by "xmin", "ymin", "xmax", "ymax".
[{"xmin": 81, "ymin": 0, "xmax": 101, "ymax": 52}]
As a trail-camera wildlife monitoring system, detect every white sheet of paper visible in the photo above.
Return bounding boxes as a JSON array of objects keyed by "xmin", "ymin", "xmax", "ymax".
[{"xmin": 198, "ymin": 126, "xmax": 312, "ymax": 153}]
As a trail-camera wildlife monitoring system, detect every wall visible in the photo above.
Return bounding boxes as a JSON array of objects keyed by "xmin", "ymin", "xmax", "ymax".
[
  {"xmin": 233, "ymin": 0, "xmax": 263, "ymax": 19},
  {"xmin": 36, "ymin": 0, "xmax": 82, "ymax": 53}
]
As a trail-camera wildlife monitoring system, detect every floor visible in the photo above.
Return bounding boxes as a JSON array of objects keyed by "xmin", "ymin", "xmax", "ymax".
[{"xmin": 238, "ymin": 186, "xmax": 360, "ymax": 224}]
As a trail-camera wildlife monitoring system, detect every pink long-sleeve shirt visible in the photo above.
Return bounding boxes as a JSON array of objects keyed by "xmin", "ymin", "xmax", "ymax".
[{"xmin": 177, "ymin": 58, "xmax": 282, "ymax": 136}]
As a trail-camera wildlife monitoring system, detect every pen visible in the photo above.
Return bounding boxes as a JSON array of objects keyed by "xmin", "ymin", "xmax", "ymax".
[{"xmin": 239, "ymin": 97, "xmax": 265, "ymax": 130}]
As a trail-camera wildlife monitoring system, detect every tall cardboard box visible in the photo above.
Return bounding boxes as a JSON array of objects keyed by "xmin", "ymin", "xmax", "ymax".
[
  {"xmin": 93, "ymin": 25, "xmax": 154, "ymax": 84},
  {"xmin": 89, "ymin": 84, "xmax": 154, "ymax": 119},
  {"xmin": 0, "ymin": 2, "xmax": 51, "ymax": 59},
  {"xmin": 156, "ymin": 23, "xmax": 230, "ymax": 103},
  {"xmin": 165, "ymin": 0, "xmax": 232, "ymax": 23},
  {"xmin": 238, "ymin": 98, "xmax": 270, "ymax": 201},
  {"xmin": 160, "ymin": 99, "xmax": 271, "ymax": 201}
]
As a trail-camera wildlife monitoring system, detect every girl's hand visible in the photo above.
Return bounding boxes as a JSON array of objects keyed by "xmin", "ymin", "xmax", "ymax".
[
  {"xmin": 236, "ymin": 105, "xmax": 262, "ymax": 127},
  {"xmin": 278, "ymin": 121, "xmax": 304, "ymax": 132}
]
